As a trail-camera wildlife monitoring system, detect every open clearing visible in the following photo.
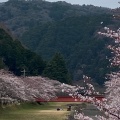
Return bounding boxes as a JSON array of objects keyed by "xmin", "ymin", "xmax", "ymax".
[{"xmin": 0, "ymin": 102, "xmax": 80, "ymax": 120}]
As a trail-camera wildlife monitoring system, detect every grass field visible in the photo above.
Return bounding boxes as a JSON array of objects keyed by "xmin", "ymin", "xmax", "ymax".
[{"xmin": 0, "ymin": 102, "xmax": 80, "ymax": 120}]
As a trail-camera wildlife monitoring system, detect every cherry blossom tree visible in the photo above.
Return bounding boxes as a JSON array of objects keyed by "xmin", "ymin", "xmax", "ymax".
[
  {"xmin": 0, "ymin": 69, "xmax": 74, "ymax": 107},
  {"xmin": 97, "ymin": 26, "xmax": 120, "ymax": 120},
  {"xmin": 61, "ymin": 9, "xmax": 120, "ymax": 120}
]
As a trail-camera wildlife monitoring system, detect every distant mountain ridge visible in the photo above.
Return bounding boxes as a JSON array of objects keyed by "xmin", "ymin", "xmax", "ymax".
[{"xmin": 0, "ymin": 0, "xmax": 111, "ymax": 37}]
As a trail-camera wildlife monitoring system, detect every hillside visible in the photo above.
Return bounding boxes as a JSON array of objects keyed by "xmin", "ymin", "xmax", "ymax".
[
  {"xmin": 0, "ymin": 0, "xmax": 111, "ymax": 37},
  {"xmin": 21, "ymin": 15, "xmax": 114, "ymax": 85},
  {"xmin": 0, "ymin": 24, "xmax": 45, "ymax": 76},
  {"xmin": 0, "ymin": 0, "xmax": 118, "ymax": 85}
]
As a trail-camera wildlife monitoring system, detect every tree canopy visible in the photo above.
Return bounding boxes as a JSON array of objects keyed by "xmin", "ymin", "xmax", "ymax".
[
  {"xmin": 43, "ymin": 53, "xmax": 71, "ymax": 84},
  {"xmin": 21, "ymin": 15, "xmax": 114, "ymax": 85},
  {"xmin": 0, "ymin": 27, "xmax": 45, "ymax": 76}
]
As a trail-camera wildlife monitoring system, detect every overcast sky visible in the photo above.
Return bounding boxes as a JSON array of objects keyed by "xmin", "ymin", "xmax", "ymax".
[{"xmin": 0, "ymin": 0, "xmax": 120, "ymax": 9}]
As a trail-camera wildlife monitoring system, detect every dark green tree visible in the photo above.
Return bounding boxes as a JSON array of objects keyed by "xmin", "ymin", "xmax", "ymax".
[
  {"xmin": 0, "ymin": 27, "xmax": 46, "ymax": 76},
  {"xmin": 0, "ymin": 57, "xmax": 5, "ymax": 69},
  {"xmin": 43, "ymin": 53, "xmax": 71, "ymax": 84}
]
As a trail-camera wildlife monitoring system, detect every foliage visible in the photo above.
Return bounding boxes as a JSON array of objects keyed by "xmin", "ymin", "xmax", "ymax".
[
  {"xmin": 43, "ymin": 53, "xmax": 71, "ymax": 84},
  {"xmin": 0, "ymin": 0, "xmax": 111, "ymax": 36},
  {"xmin": 21, "ymin": 14, "xmax": 113, "ymax": 85},
  {"xmin": 0, "ymin": 27, "xmax": 45, "ymax": 76},
  {"xmin": 0, "ymin": 0, "xmax": 117, "ymax": 84},
  {"xmin": 0, "ymin": 58, "xmax": 5, "ymax": 69},
  {"xmin": 0, "ymin": 69, "xmax": 74, "ymax": 104}
]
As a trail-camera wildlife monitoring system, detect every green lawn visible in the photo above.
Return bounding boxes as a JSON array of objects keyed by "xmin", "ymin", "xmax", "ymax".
[{"xmin": 0, "ymin": 102, "xmax": 79, "ymax": 120}]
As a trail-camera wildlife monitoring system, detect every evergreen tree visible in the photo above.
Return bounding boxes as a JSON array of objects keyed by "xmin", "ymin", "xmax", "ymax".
[
  {"xmin": 0, "ymin": 57, "xmax": 5, "ymax": 69},
  {"xmin": 43, "ymin": 53, "xmax": 71, "ymax": 84},
  {"xmin": 0, "ymin": 27, "xmax": 45, "ymax": 76}
]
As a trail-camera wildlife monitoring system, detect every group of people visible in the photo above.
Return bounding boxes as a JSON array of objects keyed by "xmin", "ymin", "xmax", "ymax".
[{"xmin": 57, "ymin": 105, "xmax": 72, "ymax": 111}]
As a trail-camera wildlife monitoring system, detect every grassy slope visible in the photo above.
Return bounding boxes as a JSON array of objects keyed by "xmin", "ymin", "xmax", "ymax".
[{"xmin": 0, "ymin": 102, "xmax": 78, "ymax": 120}]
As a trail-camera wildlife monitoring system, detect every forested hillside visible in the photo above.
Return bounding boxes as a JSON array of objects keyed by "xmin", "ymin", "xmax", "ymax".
[
  {"xmin": 0, "ymin": 0, "xmax": 119, "ymax": 85},
  {"xmin": 0, "ymin": 24, "xmax": 71, "ymax": 84},
  {"xmin": 0, "ymin": 24, "xmax": 45, "ymax": 76},
  {"xmin": 0, "ymin": 0, "xmax": 111, "ymax": 37},
  {"xmin": 21, "ymin": 15, "xmax": 114, "ymax": 85}
]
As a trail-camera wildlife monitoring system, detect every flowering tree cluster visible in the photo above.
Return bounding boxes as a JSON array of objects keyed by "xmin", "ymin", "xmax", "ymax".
[
  {"xmin": 98, "ymin": 27, "xmax": 120, "ymax": 66},
  {"xmin": 0, "ymin": 69, "xmax": 74, "ymax": 107},
  {"xmin": 61, "ymin": 76, "xmax": 103, "ymax": 120}
]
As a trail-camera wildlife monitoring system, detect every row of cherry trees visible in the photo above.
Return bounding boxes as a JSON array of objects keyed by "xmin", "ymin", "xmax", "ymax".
[{"xmin": 0, "ymin": 69, "xmax": 74, "ymax": 107}]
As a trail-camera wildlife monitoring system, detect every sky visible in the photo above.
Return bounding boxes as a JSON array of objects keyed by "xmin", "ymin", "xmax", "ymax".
[{"xmin": 0, "ymin": 0, "xmax": 120, "ymax": 9}]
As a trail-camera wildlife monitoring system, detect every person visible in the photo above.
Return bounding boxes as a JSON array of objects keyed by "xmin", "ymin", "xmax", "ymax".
[
  {"xmin": 57, "ymin": 108, "xmax": 61, "ymax": 111},
  {"xmin": 67, "ymin": 105, "xmax": 71, "ymax": 111}
]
